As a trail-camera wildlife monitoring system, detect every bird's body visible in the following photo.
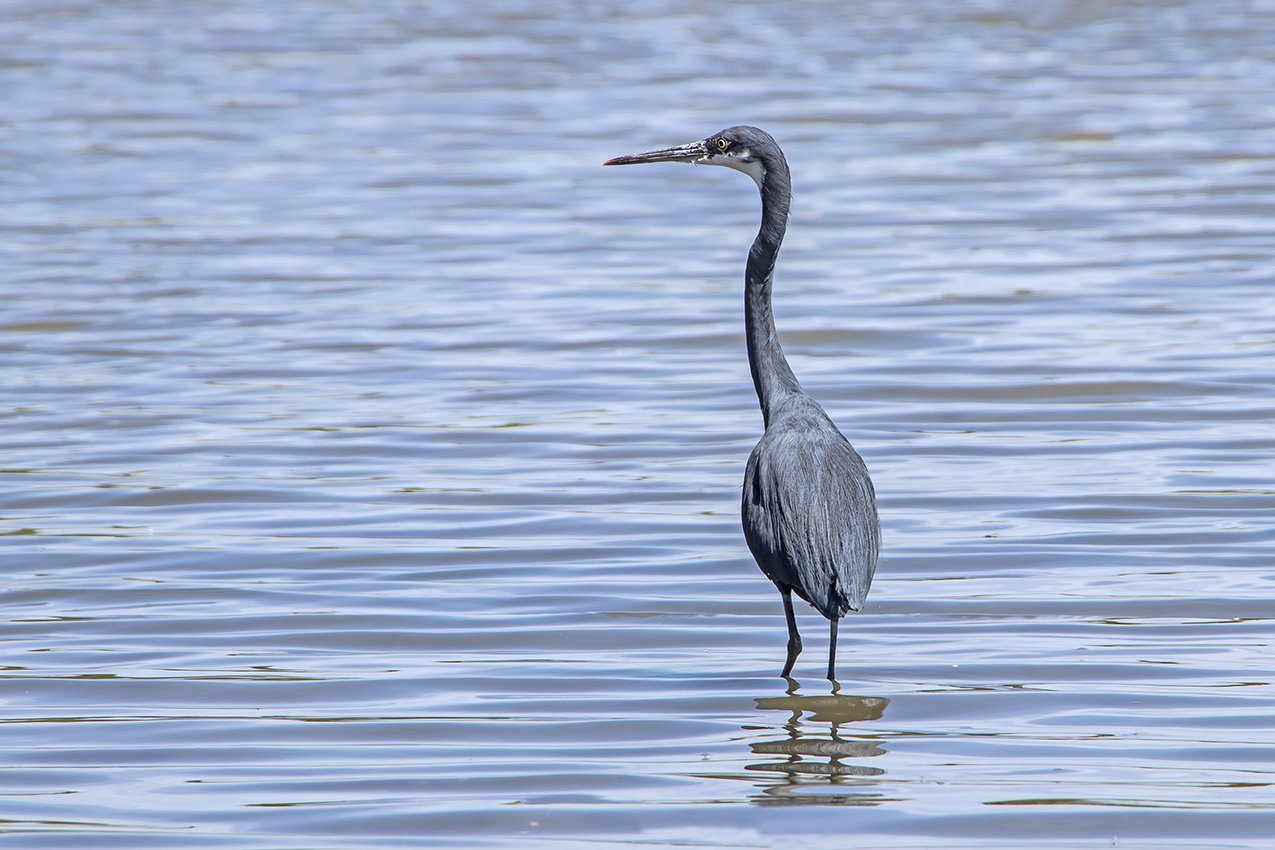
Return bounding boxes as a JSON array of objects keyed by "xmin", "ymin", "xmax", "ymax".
[
  {"xmin": 605, "ymin": 126, "xmax": 879, "ymax": 680},
  {"xmin": 743, "ymin": 394, "xmax": 878, "ymax": 621}
]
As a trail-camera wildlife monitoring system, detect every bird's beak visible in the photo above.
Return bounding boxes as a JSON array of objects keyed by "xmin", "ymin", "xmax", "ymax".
[{"xmin": 603, "ymin": 139, "xmax": 709, "ymax": 167}]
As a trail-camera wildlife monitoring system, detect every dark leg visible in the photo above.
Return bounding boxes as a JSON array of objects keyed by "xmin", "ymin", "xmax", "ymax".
[
  {"xmin": 826, "ymin": 618, "xmax": 839, "ymax": 681},
  {"xmin": 779, "ymin": 586, "xmax": 802, "ymax": 677}
]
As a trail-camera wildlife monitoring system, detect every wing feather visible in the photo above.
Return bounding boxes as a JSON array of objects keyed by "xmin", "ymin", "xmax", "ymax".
[{"xmin": 742, "ymin": 408, "xmax": 879, "ymax": 619}]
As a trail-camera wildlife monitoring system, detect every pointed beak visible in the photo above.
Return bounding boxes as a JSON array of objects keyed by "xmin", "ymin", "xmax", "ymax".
[{"xmin": 603, "ymin": 139, "xmax": 708, "ymax": 167}]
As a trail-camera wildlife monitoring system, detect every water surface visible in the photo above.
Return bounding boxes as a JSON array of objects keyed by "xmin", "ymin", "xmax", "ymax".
[{"xmin": 3, "ymin": 1, "xmax": 1274, "ymax": 847}]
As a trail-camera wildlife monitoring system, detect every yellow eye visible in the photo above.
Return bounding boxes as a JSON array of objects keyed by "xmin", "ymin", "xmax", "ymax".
[{"xmin": 716, "ymin": 138, "xmax": 728, "ymax": 150}]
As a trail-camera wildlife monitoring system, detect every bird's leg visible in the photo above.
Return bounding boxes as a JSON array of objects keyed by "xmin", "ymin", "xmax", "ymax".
[
  {"xmin": 779, "ymin": 587, "xmax": 802, "ymax": 677},
  {"xmin": 826, "ymin": 618, "xmax": 839, "ymax": 681}
]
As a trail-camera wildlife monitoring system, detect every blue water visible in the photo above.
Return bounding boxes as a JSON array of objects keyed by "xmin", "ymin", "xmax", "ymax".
[{"xmin": 3, "ymin": 1, "xmax": 1274, "ymax": 847}]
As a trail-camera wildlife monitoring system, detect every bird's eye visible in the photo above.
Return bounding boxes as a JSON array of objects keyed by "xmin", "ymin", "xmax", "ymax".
[{"xmin": 716, "ymin": 138, "xmax": 729, "ymax": 151}]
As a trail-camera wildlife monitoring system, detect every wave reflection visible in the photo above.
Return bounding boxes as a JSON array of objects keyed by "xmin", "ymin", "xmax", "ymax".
[{"xmin": 743, "ymin": 685, "xmax": 894, "ymax": 806}]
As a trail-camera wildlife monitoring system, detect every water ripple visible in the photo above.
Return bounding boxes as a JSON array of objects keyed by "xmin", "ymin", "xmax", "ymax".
[{"xmin": 3, "ymin": 1, "xmax": 1275, "ymax": 848}]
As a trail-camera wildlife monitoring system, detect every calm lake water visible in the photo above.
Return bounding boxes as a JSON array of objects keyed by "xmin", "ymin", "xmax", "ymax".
[{"xmin": 3, "ymin": 1, "xmax": 1274, "ymax": 847}]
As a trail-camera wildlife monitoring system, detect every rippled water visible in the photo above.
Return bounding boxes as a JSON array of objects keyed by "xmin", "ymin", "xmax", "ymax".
[{"xmin": 3, "ymin": 1, "xmax": 1274, "ymax": 847}]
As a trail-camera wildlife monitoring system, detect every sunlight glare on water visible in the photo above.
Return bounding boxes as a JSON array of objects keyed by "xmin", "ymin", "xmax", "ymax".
[{"xmin": 2, "ymin": 1, "xmax": 1274, "ymax": 847}]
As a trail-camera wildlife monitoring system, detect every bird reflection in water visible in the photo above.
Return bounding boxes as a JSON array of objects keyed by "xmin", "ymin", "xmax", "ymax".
[{"xmin": 743, "ymin": 683, "xmax": 892, "ymax": 806}]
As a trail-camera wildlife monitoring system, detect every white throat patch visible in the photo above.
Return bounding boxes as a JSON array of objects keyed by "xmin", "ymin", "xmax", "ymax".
[{"xmin": 699, "ymin": 146, "xmax": 766, "ymax": 188}]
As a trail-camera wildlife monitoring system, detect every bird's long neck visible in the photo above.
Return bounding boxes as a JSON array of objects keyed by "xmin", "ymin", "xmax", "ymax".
[{"xmin": 745, "ymin": 159, "xmax": 801, "ymax": 425}]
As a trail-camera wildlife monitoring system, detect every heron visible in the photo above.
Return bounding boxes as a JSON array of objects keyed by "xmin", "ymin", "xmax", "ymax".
[{"xmin": 604, "ymin": 126, "xmax": 880, "ymax": 681}]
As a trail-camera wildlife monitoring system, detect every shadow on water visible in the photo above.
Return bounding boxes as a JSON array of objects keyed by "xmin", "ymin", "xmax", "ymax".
[{"xmin": 741, "ymin": 681, "xmax": 895, "ymax": 807}]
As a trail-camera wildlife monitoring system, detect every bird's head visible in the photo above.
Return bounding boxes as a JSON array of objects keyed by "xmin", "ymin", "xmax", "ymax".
[{"xmin": 603, "ymin": 125, "xmax": 779, "ymax": 189}]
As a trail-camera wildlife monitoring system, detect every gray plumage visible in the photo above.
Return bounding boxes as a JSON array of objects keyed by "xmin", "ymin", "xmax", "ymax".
[
  {"xmin": 605, "ymin": 126, "xmax": 880, "ymax": 680},
  {"xmin": 743, "ymin": 396, "xmax": 878, "ymax": 619}
]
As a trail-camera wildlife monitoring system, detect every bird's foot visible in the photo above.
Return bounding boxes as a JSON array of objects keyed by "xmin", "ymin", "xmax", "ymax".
[{"xmin": 780, "ymin": 638, "xmax": 803, "ymax": 677}]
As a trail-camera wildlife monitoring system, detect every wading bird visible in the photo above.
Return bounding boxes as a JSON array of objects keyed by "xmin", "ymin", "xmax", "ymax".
[{"xmin": 604, "ymin": 126, "xmax": 879, "ymax": 680}]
